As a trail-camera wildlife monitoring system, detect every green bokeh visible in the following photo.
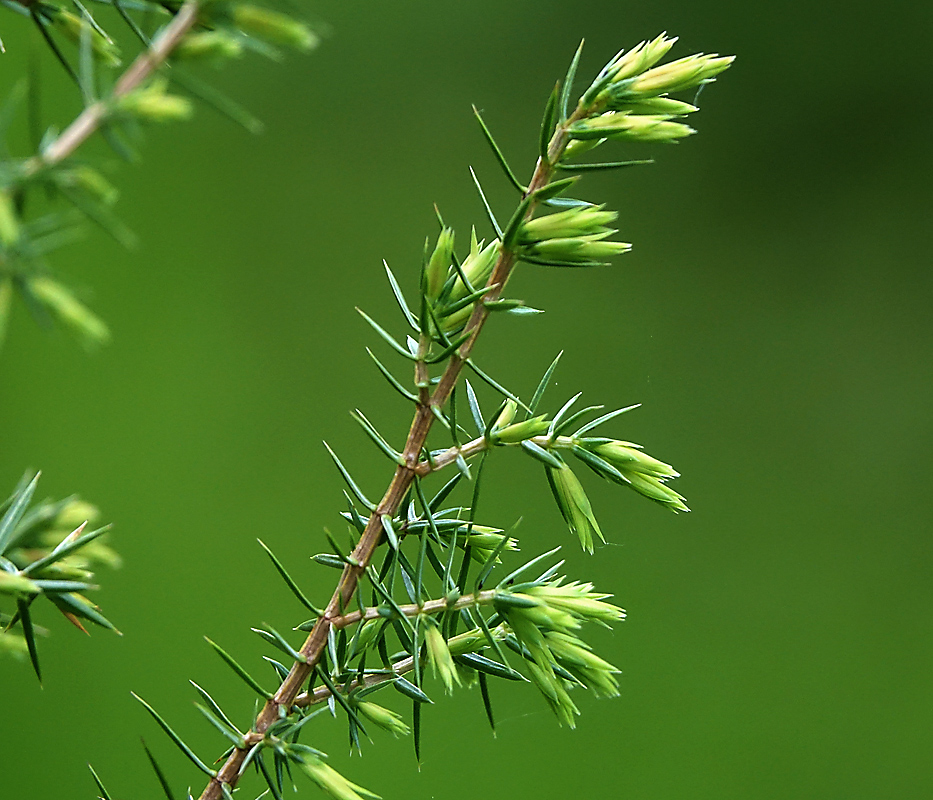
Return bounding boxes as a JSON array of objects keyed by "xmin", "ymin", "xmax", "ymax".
[{"xmin": 2, "ymin": 1, "xmax": 932, "ymax": 798}]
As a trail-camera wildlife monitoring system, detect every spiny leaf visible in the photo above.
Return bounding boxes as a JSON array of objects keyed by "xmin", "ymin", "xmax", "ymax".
[
  {"xmin": 22, "ymin": 524, "xmax": 110, "ymax": 575},
  {"xmin": 132, "ymin": 693, "xmax": 216, "ymax": 777},
  {"xmin": 351, "ymin": 409, "xmax": 405, "ymax": 465},
  {"xmin": 520, "ymin": 439, "xmax": 564, "ymax": 469},
  {"xmin": 557, "ymin": 158, "xmax": 653, "ymax": 172},
  {"xmin": 189, "ymin": 681, "xmax": 239, "ymax": 736},
  {"xmin": 88, "ymin": 764, "xmax": 114, "ymax": 800},
  {"xmin": 468, "ymin": 167, "xmax": 503, "ymax": 239},
  {"xmin": 383, "ymin": 260, "xmax": 420, "ymax": 331},
  {"xmin": 0, "ymin": 471, "xmax": 39, "ymax": 555},
  {"xmin": 257, "ymin": 539, "xmax": 322, "ymax": 615},
  {"xmin": 466, "ymin": 359, "xmax": 530, "ymax": 412},
  {"xmin": 356, "ymin": 307, "xmax": 416, "ymax": 361},
  {"xmin": 528, "ymin": 351, "xmax": 562, "ymax": 417},
  {"xmin": 478, "ymin": 671, "xmax": 496, "ymax": 733},
  {"xmin": 559, "ymin": 39, "xmax": 585, "ymax": 121},
  {"xmin": 472, "ymin": 105, "xmax": 525, "ymax": 193},
  {"xmin": 572, "ymin": 403, "xmax": 640, "ymax": 436},
  {"xmin": 366, "ymin": 347, "xmax": 418, "ymax": 403},
  {"xmin": 323, "ymin": 442, "xmax": 376, "ymax": 511},
  {"xmin": 205, "ymin": 638, "xmax": 272, "ymax": 699},
  {"xmin": 143, "ymin": 740, "xmax": 179, "ymax": 800},
  {"xmin": 539, "ymin": 81, "xmax": 560, "ymax": 159},
  {"xmin": 17, "ymin": 597, "xmax": 41, "ymax": 683}
]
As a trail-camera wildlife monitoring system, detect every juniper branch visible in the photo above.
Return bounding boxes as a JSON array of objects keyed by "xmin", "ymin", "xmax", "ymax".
[{"xmin": 196, "ymin": 83, "xmax": 593, "ymax": 800}]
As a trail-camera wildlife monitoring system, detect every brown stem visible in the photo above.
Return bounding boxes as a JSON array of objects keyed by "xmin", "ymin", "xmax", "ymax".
[{"xmin": 197, "ymin": 103, "xmax": 588, "ymax": 800}]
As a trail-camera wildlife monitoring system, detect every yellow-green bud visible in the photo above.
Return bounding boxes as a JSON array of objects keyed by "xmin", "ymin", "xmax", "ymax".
[
  {"xmin": 59, "ymin": 166, "xmax": 118, "ymax": 206},
  {"xmin": 345, "ymin": 618, "xmax": 380, "ymax": 660},
  {"xmin": 546, "ymin": 464, "xmax": 604, "ymax": 553},
  {"xmin": 28, "ymin": 276, "xmax": 110, "ymax": 347},
  {"xmin": 55, "ymin": 499, "xmax": 100, "ymax": 529},
  {"xmin": 49, "ymin": 9, "xmax": 121, "ymax": 67},
  {"xmin": 117, "ymin": 79, "xmax": 193, "ymax": 123},
  {"xmin": 0, "ymin": 572, "xmax": 40, "ymax": 596},
  {"xmin": 529, "ymin": 234, "xmax": 631, "ymax": 262},
  {"xmin": 492, "ymin": 399, "xmax": 517, "ymax": 431},
  {"xmin": 0, "ymin": 631, "xmax": 29, "ymax": 659},
  {"xmin": 175, "ymin": 31, "xmax": 245, "ymax": 62},
  {"xmin": 232, "ymin": 5, "xmax": 318, "ymax": 51},
  {"xmin": 423, "ymin": 617, "xmax": 459, "ymax": 692},
  {"xmin": 299, "ymin": 757, "xmax": 380, "ymax": 800},
  {"xmin": 594, "ymin": 441, "xmax": 679, "ymax": 478},
  {"xmin": 571, "ymin": 112, "xmax": 695, "ymax": 143},
  {"xmin": 425, "ymin": 227, "xmax": 454, "ymax": 300},
  {"xmin": 625, "ymin": 472, "xmax": 689, "ymax": 512},
  {"xmin": 521, "ymin": 205, "xmax": 617, "ymax": 243},
  {"xmin": 608, "ymin": 34, "xmax": 677, "ymax": 83},
  {"xmin": 493, "ymin": 415, "xmax": 550, "ymax": 444},
  {"xmin": 0, "ymin": 189, "xmax": 20, "ymax": 247},
  {"xmin": 628, "ymin": 53, "xmax": 735, "ymax": 97},
  {"xmin": 356, "ymin": 701, "xmax": 410, "ymax": 737}
]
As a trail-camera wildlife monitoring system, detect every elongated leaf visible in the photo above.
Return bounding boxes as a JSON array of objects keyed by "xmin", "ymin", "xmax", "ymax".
[
  {"xmin": 255, "ymin": 623, "xmax": 305, "ymax": 663},
  {"xmin": 0, "ymin": 471, "xmax": 39, "ymax": 555},
  {"xmin": 466, "ymin": 359, "xmax": 530, "ymax": 411},
  {"xmin": 557, "ymin": 158, "xmax": 653, "ymax": 172},
  {"xmin": 132, "ymin": 693, "xmax": 216, "ymax": 777},
  {"xmin": 468, "ymin": 167, "xmax": 503, "ymax": 238},
  {"xmin": 17, "ymin": 597, "xmax": 41, "ymax": 683},
  {"xmin": 352, "ymin": 410, "xmax": 404, "ymax": 465},
  {"xmin": 88, "ymin": 765, "xmax": 114, "ymax": 800},
  {"xmin": 142, "ymin": 741, "xmax": 178, "ymax": 800},
  {"xmin": 539, "ymin": 81, "xmax": 560, "ymax": 159},
  {"xmin": 456, "ymin": 652, "xmax": 526, "ymax": 681},
  {"xmin": 394, "ymin": 675, "xmax": 432, "ymax": 704},
  {"xmin": 501, "ymin": 194, "xmax": 534, "ymax": 249},
  {"xmin": 48, "ymin": 591, "xmax": 119, "ymax": 633},
  {"xmin": 475, "ymin": 518, "xmax": 521, "ymax": 591},
  {"xmin": 472, "ymin": 105, "xmax": 525, "ymax": 193},
  {"xmin": 555, "ymin": 404, "xmax": 605, "ymax": 437},
  {"xmin": 559, "ymin": 40, "xmax": 585, "ymax": 121},
  {"xmin": 22, "ymin": 524, "xmax": 109, "ymax": 576},
  {"xmin": 171, "ymin": 68, "xmax": 263, "ymax": 134},
  {"xmin": 478, "ymin": 671, "xmax": 495, "ymax": 732},
  {"xmin": 465, "ymin": 379, "xmax": 484, "ymax": 434},
  {"xmin": 356, "ymin": 308, "xmax": 416, "ymax": 361},
  {"xmin": 384, "ymin": 260, "xmax": 420, "ymax": 331},
  {"xmin": 205, "ymin": 638, "xmax": 272, "ymax": 699},
  {"xmin": 366, "ymin": 347, "xmax": 418, "ymax": 403},
  {"xmin": 528, "ymin": 351, "xmax": 562, "ymax": 417},
  {"xmin": 498, "ymin": 546, "xmax": 563, "ymax": 588},
  {"xmin": 323, "ymin": 442, "xmax": 375, "ymax": 511},
  {"xmin": 257, "ymin": 539, "xmax": 322, "ymax": 614},
  {"xmin": 548, "ymin": 392, "xmax": 583, "ymax": 439},
  {"xmin": 195, "ymin": 703, "xmax": 243, "ymax": 746},
  {"xmin": 520, "ymin": 439, "xmax": 564, "ymax": 468},
  {"xmin": 519, "ymin": 253, "xmax": 606, "ymax": 268},
  {"xmin": 572, "ymin": 403, "xmax": 641, "ymax": 437},
  {"xmin": 189, "ymin": 681, "xmax": 239, "ymax": 735}
]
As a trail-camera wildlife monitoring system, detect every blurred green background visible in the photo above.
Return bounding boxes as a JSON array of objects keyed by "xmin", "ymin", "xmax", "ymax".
[{"xmin": 2, "ymin": 0, "xmax": 932, "ymax": 798}]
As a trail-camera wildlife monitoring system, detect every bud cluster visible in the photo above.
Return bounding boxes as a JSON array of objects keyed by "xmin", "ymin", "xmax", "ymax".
[
  {"xmin": 495, "ymin": 579, "xmax": 624, "ymax": 726},
  {"xmin": 519, "ymin": 205, "xmax": 630, "ymax": 266}
]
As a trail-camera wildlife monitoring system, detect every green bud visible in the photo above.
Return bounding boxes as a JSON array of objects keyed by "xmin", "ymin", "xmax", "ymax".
[
  {"xmin": 423, "ymin": 617, "xmax": 460, "ymax": 692},
  {"xmin": 232, "ymin": 5, "xmax": 319, "ymax": 51},
  {"xmin": 570, "ymin": 112, "xmax": 695, "ymax": 143},
  {"xmin": 561, "ymin": 138, "xmax": 603, "ymax": 161},
  {"xmin": 48, "ymin": 9, "xmax": 121, "ymax": 67},
  {"xmin": 356, "ymin": 701, "xmax": 410, "ymax": 737},
  {"xmin": 0, "ymin": 571, "xmax": 40, "ymax": 596},
  {"xmin": 28, "ymin": 276, "xmax": 110, "ymax": 347},
  {"xmin": 117, "ymin": 79, "xmax": 193, "ymax": 123},
  {"xmin": 528, "ymin": 233, "xmax": 631, "ymax": 263},
  {"xmin": 594, "ymin": 441, "xmax": 679, "ymax": 479},
  {"xmin": 545, "ymin": 464, "xmax": 604, "ymax": 553},
  {"xmin": 607, "ymin": 33, "xmax": 677, "ymax": 83},
  {"xmin": 0, "ymin": 631, "xmax": 29, "ymax": 659},
  {"xmin": 627, "ymin": 53, "xmax": 735, "ymax": 97},
  {"xmin": 625, "ymin": 471, "xmax": 689, "ymax": 512},
  {"xmin": 493, "ymin": 415, "xmax": 550, "ymax": 444},
  {"xmin": 545, "ymin": 631, "xmax": 620, "ymax": 697},
  {"xmin": 492, "ymin": 399, "xmax": 517, "ymax": 430},
  {"xmin": 175, "ymin": 31, "xmax": 245, "ymax": 62},
  {"xmin": 526, "ymin": 579, "xmax": 625, "ymax": 626},
  {"xmin": 346, "ymin": 618, "xmax": 380, "ymax": 661},
  {"xmin": 57, "ymin": 166, "xmax": 118, "ymax": 206},
  {"xmin": 0, "ymin": 189, "xmax": 20, "ymax": 247},
  {"xmin": 521, "ymin": 205, "xmax": 617, "ymax": 243},
  {"xmin": 611, "ymin": 97, "xmax": 698, "ymax": 116},
  {"xmin": 447, "ymin": 626, "xmax": 489, "ymax": 656},
  {"xmin": 425, "ymin": 227, "xmax": 454, "ymax": 300},
  {"xmin": 299, "ymin": 757, "xmax": 381, "ymax": 800},
  {"xmin": 55, "ymin": 500, "xmax": 100, "ymax": 530}
]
